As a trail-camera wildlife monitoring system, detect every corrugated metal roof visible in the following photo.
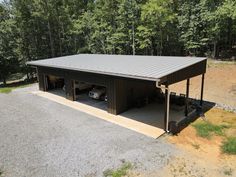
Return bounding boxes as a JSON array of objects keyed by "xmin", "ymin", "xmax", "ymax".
[{"xmin": 27, "ymin": 54, "xmax": 206, "ymax": 81}]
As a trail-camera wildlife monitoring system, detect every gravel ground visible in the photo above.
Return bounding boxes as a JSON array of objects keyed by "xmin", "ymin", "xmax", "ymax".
[{"xmin": 0, "ymin": 84, "xmax": 179, "ymax": 177}]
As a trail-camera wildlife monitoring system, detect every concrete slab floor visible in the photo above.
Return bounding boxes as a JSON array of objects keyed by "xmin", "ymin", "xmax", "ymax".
[{"xmin": 48, "ymin": 88, "xmax": 185, "ymax": 130}]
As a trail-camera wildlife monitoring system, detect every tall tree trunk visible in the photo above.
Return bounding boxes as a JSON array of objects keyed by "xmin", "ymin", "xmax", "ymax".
[
  {"xmin": 47, "ymin": 20, "xmax": 55, "ymax": 57},
  {"xmin": 27, "ymin": 72, "xmax": 30, "ymax": 81},
  {"xmin": 213, "ymin": 41, "xmax": 217, "ymax": 59},
  {"xmin": 132, "ymin": 22, "xmax": 135, "ymax": 55},
  {"xmin": 58, "ymin": 31, "xmax": 63, "ymax": 56},
  {"xmin": 3, "ymin": 77, "xmax": 6, "ymax": 86},
  {"xmin": 74, "ymin": 36, "xmax": 77, "ymax": 53},
  {"xmin": 43, "ymin": 0, "xmax": 55, "ymax": 57},
  {"xmin": 160, "ymin": 30, "xmax": 163, "ymax": 56},
  {"xmin": 56, "ymin": 7, "xmax": 63, "ymax": 56}
]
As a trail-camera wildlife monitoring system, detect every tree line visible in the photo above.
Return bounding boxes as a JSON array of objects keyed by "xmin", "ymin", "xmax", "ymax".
[{"xmin": 0, "ymin": 0, "xmax": 236, "ymax": 84}]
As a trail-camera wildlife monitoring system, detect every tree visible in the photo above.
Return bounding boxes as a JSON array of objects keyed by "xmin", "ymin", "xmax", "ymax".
[
  {"xmin": 0, "ymin": 2, "xmax": 19, "ymax": 85},
  {"xmin": 178, "ymin": 0, "xmax": 208, "ymax": 56},
  {"xmin": 215, "ymin": 0, "xmax": 236, "ymax": 58},
  {"xmin": 138, "ymin": 0, "xmax": 176, "ymax": 56},
  {"xmin": 1, "ymin": 0, "xmax": 236, "ymax": 85}
]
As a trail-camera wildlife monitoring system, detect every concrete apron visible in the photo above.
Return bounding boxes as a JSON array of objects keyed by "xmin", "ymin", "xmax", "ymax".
[{"xmin": 32, "ymin": 91, "xmax": 165, "ymax": 139}]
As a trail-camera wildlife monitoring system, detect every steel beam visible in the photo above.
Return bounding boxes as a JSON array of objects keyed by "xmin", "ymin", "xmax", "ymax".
[
  {"xmin": 185, "ymin": 79, "xmax": 190, "ymax": 116},
  {"xmin": 164, "ymin": 84, "xmax": 170, "ymax": 132},
  {"xmin": 200, "ymin": 74, "xmax": 205, "ymax": 106}
]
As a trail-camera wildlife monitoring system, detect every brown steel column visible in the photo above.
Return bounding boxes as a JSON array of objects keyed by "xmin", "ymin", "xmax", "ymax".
[
  {"xmin": 65, "ymin": 76, "xmax": 75, "ymax": 101},
  {"xmin": 37, "ymin": 67, "xmax": 46, "ymax": 91},
  {"xmin": 185, "ymin": 79, "xmax": 190, "ymax": 116},
  {"xmin": 164, "ymin": 84, "xmax": 170, "ymax": 132},
  {"xmin": 200, "ymin": 73, "xmax": 205, "ymax": 106}
]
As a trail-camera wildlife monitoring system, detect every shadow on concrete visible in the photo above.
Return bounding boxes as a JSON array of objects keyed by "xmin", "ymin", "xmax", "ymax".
[
  {"xmin": 120, "ymin": 102, "xmax": 185, "ymax": 130},
  {"xmin": 49, "ymin": 89, "xmax": 108, "ymax": 111}
]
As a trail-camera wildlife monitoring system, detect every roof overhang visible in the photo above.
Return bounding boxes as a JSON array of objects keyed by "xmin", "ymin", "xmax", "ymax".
[{"xmin": 27, "ymin": 54, "xmax": 207, "ymax": 85}]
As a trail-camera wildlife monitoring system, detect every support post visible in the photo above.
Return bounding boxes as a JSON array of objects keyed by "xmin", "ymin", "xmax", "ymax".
[
  {"xmin": 37, "ymin": 67, "xmax": 46, "ymax": 91},
  {"xmin": 185, "ymin": 79, "xmax": 190, "ymax": 116},
  {"xmin": 200, "ymin": 73, "xmax": 205, "ymax": 106},
  {"xmin": 164, "ymin": 84, "xmax": 170, "ymax": 132},
  {"xmin": 65, "ymin": 76, "xmax": 75, "ymax": 101}
]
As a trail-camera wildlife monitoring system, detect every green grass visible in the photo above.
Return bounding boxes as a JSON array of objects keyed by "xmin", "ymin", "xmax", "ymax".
[
  {"xmin": 192, "ymin": 122, "xmax": 230, "ymax": 139},
  {"xmin": 221, "ymin": 137, "xmax": 236, "ymax": 155},
  {"xmin": 0, "ymin": 84, "xmax": 31, "ymax": 94},
  {"xmin": 103, "ymin": 162, "xmax": 132, "ymax": 177},
  {"xmin": 223, "ymin": 168, "xmax": 233, "ymax": 176},
  {"xmin": 0, "ymin": 169, "xmax": 3, "ymax": 177}
]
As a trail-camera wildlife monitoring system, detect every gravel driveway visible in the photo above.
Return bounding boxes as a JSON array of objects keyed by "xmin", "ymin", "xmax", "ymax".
[{"xmin": 0, "ymin": 84, "xmax": 179, "ymax": 177}]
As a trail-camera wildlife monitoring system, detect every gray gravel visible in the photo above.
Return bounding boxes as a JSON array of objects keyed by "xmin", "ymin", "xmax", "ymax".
[{"xmin": 0, "ymin": 84, "xmax": 179, "ymax": 177}]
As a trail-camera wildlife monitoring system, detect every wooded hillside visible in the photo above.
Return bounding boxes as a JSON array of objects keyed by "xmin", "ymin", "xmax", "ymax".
[{"xmin": 0, "ymin": 0, "xmax": 236, "ymax": 84}]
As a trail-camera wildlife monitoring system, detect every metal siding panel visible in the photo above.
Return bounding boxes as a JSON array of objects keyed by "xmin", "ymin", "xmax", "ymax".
[
  {"xmin": 65, "ymin": 74, "xmax": 74, "ymax": 101},
  {"xmin": 37, "ymin": 67, "xmax": 46, "ymax": 91},
  {"xmin": 107, "ymin": 78, "xmax": 116, "ymax": 114},
  {"xmin": 114, "ymin": 78, "xmax": 128, "ymax": 114},
  {"xmin": 165, "ymin": 60, "xmax": 207, "ymax": 85}
]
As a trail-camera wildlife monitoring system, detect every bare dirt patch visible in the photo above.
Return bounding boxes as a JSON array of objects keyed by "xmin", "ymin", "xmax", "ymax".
[
  {"xmin": 170, "ymin": 60, "xmax": 236, "ymax": 108},
  {"xmin": 165, "ymin": 108, "xmax": 236, "ymax": 177},
  {"xmin": 127, "ymin": 108, "xmax": 236, "ymax": 177}
]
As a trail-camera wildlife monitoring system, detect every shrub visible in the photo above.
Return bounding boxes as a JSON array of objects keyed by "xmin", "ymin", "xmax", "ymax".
[{"xmin": 221, "ymin": 137, "xmax": 236, "ymax": 155}]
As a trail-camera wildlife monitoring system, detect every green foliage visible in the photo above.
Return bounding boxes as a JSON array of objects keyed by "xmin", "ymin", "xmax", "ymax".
[
  {"xmin": 192, "ymin": 122, "xmax": 229, "ymax": 138},
  {"xmin": 138, "ymin": 0, "xmax": 176, "ymax": 55},
  {"xmin": 103, "ymin": 162, "xmax": 132, "ymax": 177},
  {"xmin": 221, "ymin": 137, "xmax": 236, "ymax": 155},
  {"xmin": 0, "ymin": 0, "xmax": 236, "ymax": 84},
  {"xmin": 223, "ymin": 168, "xmax": 233, "ymax": 176},
  {"xmin": 0, "ymin": 84, "xmax": 31, "ymax": 94},
  {"xmin": 0, "ymin": 2, "xmax": 19, "ymax": 84}
]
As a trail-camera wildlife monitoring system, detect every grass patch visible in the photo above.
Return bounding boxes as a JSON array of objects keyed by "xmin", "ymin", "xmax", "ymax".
[
  {"xmin": 221, "ymin": 137, "xmax": 236, "ymax": 155},
  {"xmin": 207, "ymin": 59, "xmax": 236, "ymax": 68},
  {"xmin": 0, "ymin": 169, "xmax": 3, "ymax": 177},
  {"xmin": 223, "ymin": 168, "xmax": 233, "ymax": 176},
  {"xmin": 0, "ymin": 87, "xmax": 12, "ymax": 94},
  {"xmin": 0, "ymin": 84, "xmax": 31, "ymax": 94},
  {"xmin": 103, "ymin": 162, "xmax": 132, "ymax": 177},
  {"xmin": 191, "ymin": 143, "xmax": 200, "ymax": 150},
  {"xmin": 192, "ymin": 122, "xmax": 230, "ymax": 139}
]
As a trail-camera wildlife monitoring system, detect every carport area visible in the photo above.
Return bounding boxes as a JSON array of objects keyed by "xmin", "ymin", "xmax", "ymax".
[
  {"xmin": 75, "ymin": 93, "xmax": 107, "ymax": 111},
  {"xmin": 73, "ymin": 80, "xmax": 108, "ymax": 111},
  {"xmin": 28, "ymin": 54, "xmax": 207, "ymax": 133},
  {"xmin": 121, "ymin": 102, "xmax": 187, "ymax": 129},
  {"xmin": 33, "ymin": 86, "xmax": 194, "ymax": 138}
]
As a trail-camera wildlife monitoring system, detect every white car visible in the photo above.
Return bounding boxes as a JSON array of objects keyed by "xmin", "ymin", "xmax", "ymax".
[{"xmin": 89, "ymin": 87, "xmax": 106, "ymax": 100}]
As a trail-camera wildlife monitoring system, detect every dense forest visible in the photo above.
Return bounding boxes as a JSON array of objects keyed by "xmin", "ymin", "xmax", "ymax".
[{"xmin": 0, "ymin": 0, "xmax": 236, "ymax": 84}]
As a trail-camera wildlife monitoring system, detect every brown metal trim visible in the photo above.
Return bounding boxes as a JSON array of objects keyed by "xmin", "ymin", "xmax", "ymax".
[
  {"xmin": 200, "ymin": 73, "xmax": 205, "ymax": 106},
  {"xmin": 159, "ymin": 60, "xmax": 207, "ymax": 85},
  {"xmin": 185, "ymin": 79, "xmax": 190, "ymax": 116},
  {"xmin": 164, "ymin": 84, "xmax": 170, "ymax": 132}
]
